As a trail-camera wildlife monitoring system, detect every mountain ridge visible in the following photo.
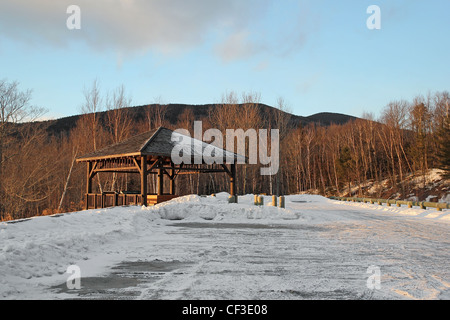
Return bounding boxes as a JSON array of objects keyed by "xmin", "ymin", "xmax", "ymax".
[{"xmin": 40, "ymin": 103, "xmax": 359, "ymax": 136}]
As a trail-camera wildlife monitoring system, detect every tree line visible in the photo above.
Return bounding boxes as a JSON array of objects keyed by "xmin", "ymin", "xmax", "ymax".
[{"xmin": 0, "ymin": 79, "xmax": 448, "ymax": 221}]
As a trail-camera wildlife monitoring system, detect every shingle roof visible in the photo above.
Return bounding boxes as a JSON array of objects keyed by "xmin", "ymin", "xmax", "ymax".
[
  {"xmin": 76, "ymin": 127, "xmax": 245, "ymax": 163},
  {"xmin": 76, "ymin": 129, "xmax": 158, "ymax": 161}
]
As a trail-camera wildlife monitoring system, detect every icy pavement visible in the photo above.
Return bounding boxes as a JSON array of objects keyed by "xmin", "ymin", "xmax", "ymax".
[{"xmin": 0, "ymin": 194, "xmax": 449, "ymax": 300}]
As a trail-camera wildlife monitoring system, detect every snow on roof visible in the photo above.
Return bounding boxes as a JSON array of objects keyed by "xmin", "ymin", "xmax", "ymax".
[{"xmin": 76, "ymin": 127, "xmax": 245, "ymax": 163}]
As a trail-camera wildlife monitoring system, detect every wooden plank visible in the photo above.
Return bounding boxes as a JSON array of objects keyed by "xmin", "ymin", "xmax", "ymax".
[{"xmin": 93, "ymin": 167, "xmax": 140, "ymax": 173}]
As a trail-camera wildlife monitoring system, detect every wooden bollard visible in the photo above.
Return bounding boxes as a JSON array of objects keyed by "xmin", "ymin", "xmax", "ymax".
[
  {"xmin": 272, "ymin": 195, "xmax": 277, "ymax": 207},
  {"xmin": 279, "ymin": 196, "xmax": 285, "ymax": 209},
  {"xmin": 254, "ymin": 195, "xmax": 259, "ymax": 206},
  {"xmin": 258, "ymin": 195, "xmax": 264, "ymax": 206},
  {"xmin": 228, "ymin": 195, "xmax": 237, "ymax": 204}
]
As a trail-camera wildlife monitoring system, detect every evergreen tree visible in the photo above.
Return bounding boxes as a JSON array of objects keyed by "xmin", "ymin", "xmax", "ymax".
[
  {"xmin": 336, "ymin": 146, "xmax": 355, "ymax": 195},
  {"xmin": 436, "ymin": 113, "xmax": 450, "ymax": 179}
]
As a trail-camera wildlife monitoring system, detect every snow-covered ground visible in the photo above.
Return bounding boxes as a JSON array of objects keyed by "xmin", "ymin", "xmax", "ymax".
[{"xmin": 0, "ymin": 193, "xmax": 449, "ymax": 300}]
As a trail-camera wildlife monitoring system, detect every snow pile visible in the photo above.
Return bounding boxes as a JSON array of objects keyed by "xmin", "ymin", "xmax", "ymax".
[
  {"xmin": 144, "ymin": 193, "xmax": 300, "ymax": 221},
  {"xmin": 0, "ymin": 206, "xmax": 147, "ymax": 298}
]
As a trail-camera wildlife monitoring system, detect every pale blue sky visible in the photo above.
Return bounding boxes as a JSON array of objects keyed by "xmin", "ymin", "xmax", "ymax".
[{"xmin": 0, "ymin": 0, "xmax": 449, "ymax": 119}]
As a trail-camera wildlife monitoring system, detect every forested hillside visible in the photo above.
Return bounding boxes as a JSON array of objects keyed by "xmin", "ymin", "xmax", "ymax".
[{"xmin": 0, "ymin": 80, "xmax": 449, "ymax": 221}]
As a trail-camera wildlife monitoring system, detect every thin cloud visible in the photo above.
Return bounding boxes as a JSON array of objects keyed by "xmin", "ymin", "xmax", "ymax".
[
  {"xmin": 0, "ymin": 0, "xmax": 320, "ymax": 63},
  {"xmin": 214, "ymin": 1, "xmax": 320, "ymax": 63},
  {"xmin": 0, "ymin": 0, "xmax": 263, "ymax": 55},
  {"xmin": 215, "ymin": 30, "xmax": 262, "ymax": 63}
]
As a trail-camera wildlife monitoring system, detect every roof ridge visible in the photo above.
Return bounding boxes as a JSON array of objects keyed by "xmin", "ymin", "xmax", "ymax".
[{"xmin": 139, "ymin": 126, "xmax": 167, "ymax": 152}]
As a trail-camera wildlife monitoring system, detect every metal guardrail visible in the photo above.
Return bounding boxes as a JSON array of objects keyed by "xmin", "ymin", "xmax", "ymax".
[{"xmin": 329, "ymin": 196, "xmax": 450, "ymax": 211}]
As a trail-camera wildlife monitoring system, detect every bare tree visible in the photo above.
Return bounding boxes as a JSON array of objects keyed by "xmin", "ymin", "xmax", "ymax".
[
  {"xmin": 272, "ymin": 97, "xmax": 292, "ymax": 195},
  {"xmin": 106, "ymin": 85, "xmax": 133, "ymax": 143},
  {"xmin": 80, "ymin": 79, "xmax": 102, "ymax": 151},
  {"xmin": 0, "ymin": 80, "xmax": 46, "ymax": 219},
  {"xmin": 78, "ymin": 80, "xmax": 106, "ymax": 193}
]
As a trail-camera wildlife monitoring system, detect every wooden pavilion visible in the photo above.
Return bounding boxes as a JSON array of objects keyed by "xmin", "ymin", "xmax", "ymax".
[{"xmin": 76, "ymin": 127, "xmax": 243, "ymax": 209}]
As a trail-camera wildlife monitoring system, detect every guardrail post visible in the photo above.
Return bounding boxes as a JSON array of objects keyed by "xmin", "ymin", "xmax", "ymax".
[{"xmin": 332, "ymin": 195, "xmax": 449, "ymax": 211}]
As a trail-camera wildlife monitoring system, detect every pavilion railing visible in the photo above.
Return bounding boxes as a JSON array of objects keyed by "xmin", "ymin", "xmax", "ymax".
[{"xmin": 85, "ymin": 193, "xmax": 142, "ymax": 209}]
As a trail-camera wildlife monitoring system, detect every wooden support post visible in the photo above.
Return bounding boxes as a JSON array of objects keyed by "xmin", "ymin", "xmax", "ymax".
[
  {"xmin": 85, "ymin": 162, "xmax": 93, "ymax": 210},
  {"xmin": 169, "ymin": 167, "xmax": 175, "ymax": 195},
  {"xmin": 230, "ymin": 163, "xmax": 236, "ymax": 197},
  {"xmin": 86, "ymin": 162, "xmax": 93, "ymax": 194},
  {"xmin": 157, "ymin": 164, "xmax": 163, "ymax": 196},
  {"xmin": 141, "ymin": 156, "xmax": 147, "ymax": 206}
]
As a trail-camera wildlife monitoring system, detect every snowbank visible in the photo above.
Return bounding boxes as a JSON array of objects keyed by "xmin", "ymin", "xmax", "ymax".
[
  {"xmin": 332, "ymin": 197, "xmax": 450, "ymax": 222},
  {"xmin": 144, "ymin": 193, "xmax": 301, "ymax": 221},
  {"xmin": 1, "ymin": 193, "xmax": 448, "ymax": 300},
  {"xmin": 0, "ymin": 193, "xmax": 298, "ymax": 298}
]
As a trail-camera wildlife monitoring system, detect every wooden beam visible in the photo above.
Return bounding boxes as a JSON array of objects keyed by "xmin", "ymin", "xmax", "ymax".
[
  {"xmin": 89, "ymin": 161, "xmax": 98, "ymax": 178},
  {"xmin": 221, "ymin": 163, "xmax": 232, "ymax": 177},
  {"xmin": 133, "ymin": 157, "xmax": 141, "ymax": 173},
  {"xmin": 93, "ymin": 167, "xmax": 140, "ymax": 173},
  {"xmin": 147, "ymin": 158, "xmax": 160, "ymax": 173},
  {"xmin": 176, "ymin": 170, "xmax": 227, "ymax": 175}
]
